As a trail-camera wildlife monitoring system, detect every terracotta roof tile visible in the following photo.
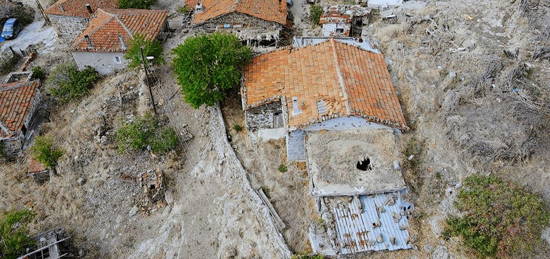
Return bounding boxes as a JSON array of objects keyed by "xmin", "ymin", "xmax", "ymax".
[
  {"xmin": 72, "ymin": 8, "xmax": 168, "ymax": 52},
  {"xmin": 185, "ymin": 0, "xmax": 287, "ymax": 25},
  {"xmin": 243, "ymin": 40, "xmax": 408, "ymax": 130},
  {"xmin": 45, "ymin": 0, "xmax": 119, "ymax": 18},
  {"xmin": 0, "ymin": 81, "xmax": 40, "ymax": 138}
]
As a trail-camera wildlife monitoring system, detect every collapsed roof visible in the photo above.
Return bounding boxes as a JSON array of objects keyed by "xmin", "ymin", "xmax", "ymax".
[
  {"xmin": 306, "ymin": 129, "xmax": 406, "ymax": 196},
  {"xmin": 72, "ymin": 8, "xmax": 168, "ymax": 52},
  {"xmin": 243, "ymin": 39, "xmax": 408, "ymax": 130},
  {"xmin": 185, "ymin": 0, "xmax": 287, "ymax": 25}
]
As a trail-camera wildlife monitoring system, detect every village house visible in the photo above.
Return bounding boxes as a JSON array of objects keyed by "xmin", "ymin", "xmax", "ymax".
[
  {"xmin": 320, "ymin": 5, "xmax": 370, "ymax": 37},
  {"xmin": 241, "ymin": 38, "xmax": 407, "ymax": 159},
  {"xmin": 44, "ymin": 0, "xmax": 119, "ymax": 40},
  {"xmin": 71, "ymin": 8, "xmax": 168, "ymax": 75},
  {"xmin": 0, "ymin": 80, "xmax": 42, "ymax": 156},
  {"xmin": 184, "ymin": 0, "xmax": 287, "ymax": 48},
  {"xmin": 242, "ymin": 38, "xmax": 413, "ymax": 255}
]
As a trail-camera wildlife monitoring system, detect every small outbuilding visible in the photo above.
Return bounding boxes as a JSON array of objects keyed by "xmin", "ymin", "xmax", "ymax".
[{"xmin": 0, "ymin": 80, "xmax": 42, "ymax": 156}]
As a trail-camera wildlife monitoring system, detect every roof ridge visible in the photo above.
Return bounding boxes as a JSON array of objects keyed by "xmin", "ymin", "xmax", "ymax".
[
  {"xmin": 73, "ymin": 9, "xmax": 117, "ymax": 48},
  {"xmin": 330, "ymin": 39, "xmax": 351, "ymax": 114},
  {"xmin": 112, "ymin": 13, "xmax": 135, "ymax": 39}
]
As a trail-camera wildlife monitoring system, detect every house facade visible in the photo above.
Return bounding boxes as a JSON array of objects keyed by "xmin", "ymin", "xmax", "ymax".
[
  {"xmin": 71, "ymin": 8, "xmax": 168, "ymax": 75},
  {"xmin": 185, "ymin": 0, "xmax": 287, "ymax": 47},
  {"xmin": 0, "ymin": 80, "xmax": 42, "ymax": 156},
  {"xmin": 44, "ymin": 0, "xmax": 119, "ymax": 40}
]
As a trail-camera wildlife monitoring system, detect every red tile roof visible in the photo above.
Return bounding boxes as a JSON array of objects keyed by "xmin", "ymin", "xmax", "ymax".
[
  {"xmin": 185, "ymin": 0, "xmax": 287, "ymax": 25},
  {"xmin": 243, "ymin": 39, "xmax": 408, "ymax": 130},
  {"xmin": 44, "ymin": 0, "xmax": 119, "ymax": 18},
  {"xmin": 72, "ymin": 8, "xmax": 168, "ymax": 52},
  {"xmin": 0, "ymin": 81, "xmax": 40, "ymax": 138}
]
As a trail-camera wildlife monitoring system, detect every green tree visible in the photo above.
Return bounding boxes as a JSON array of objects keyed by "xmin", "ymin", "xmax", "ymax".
[
  {"xmin": 118, "ymin": 0, "xmax": 155, "ymax": 9},
  {"xmin": 47, "ymin": 63, "xmax": 100, "ymax": 103},
  {"xmin": 30, "ymin": 136, "xmax": 64, "ymax": 173},
  {"xmin": 172, "ymin": 33, "xmax": 252, "ymax": 108},
  {"xmin": 444, "ymin": 175, "xmax": 550, "ymax": 257},
  {"xmin": 310, "ymin": 5, "xmax": 323, "ymax": 25},
  {"xmin": 0, "ymin": 210, "xmax": 35, "ymax": 259},
  {"xmin": 124, "ymin": 34, "xmax": 164, "ymax": 68}
]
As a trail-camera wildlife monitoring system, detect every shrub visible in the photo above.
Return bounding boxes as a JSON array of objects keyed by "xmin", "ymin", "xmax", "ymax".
[
  {"xmin": 31, "ymin": 66, "xmax": 46, "ymax": 81},
  {"xmin": 11, "ymin": 5, "xmax": 34, "ymax": 27},
  {"xmin": 0, "ymin": 210, "xmax": 35, "ymax": 259},
  {"xmin": 116, "ymin": 114, "xmax": 178, "ymax": 154},
  {"xmin": 310, "ymin": 5, "xmax": 323, "ymax": 25},
  {"xmin": 278, "ymin": 164, "xmax": 288, "ymax": 173},
  {"xmin": 444, "ymin": 175, "xmax": 550, "ymax": 257},
  {"xmin": 47, "ymin": 63, "xmax": 100, "ymax": 103},
  {"xmin": 172, "ymin": 33, "xmax": 252, "ymax": 108},
  {"xmin": 30, "ymin": 136, "xmax": 64, "ymax": 170},
  {"xmin": 232, "ymin": 124, "xmax": 243, "ymax": 132},
  {"xmin": 118, "ymin": 0, "xmax": 155, "ymax": 9},
  {"xmin": 124, "ymin": 34, "xmax": 164, "ymax": 69},
  {"xmin": 0, "ymin": 53, "xmax": 20, "ymax": 74},
  {"xmin": 150, "ymin": 128, "xmax": 178, "ymax": 154}
]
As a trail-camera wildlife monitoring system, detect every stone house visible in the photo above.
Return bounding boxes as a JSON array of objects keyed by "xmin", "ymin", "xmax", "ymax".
[
  {"xmin": 242, "ymin": 38, "xmax": 414, "ymax": 256},
  {"xmin": 241, "ymin": 38, "xmax": 408, "ymax": 160},
  {"xmin": 44, "ymin": 0, "xmax": 119, "ymax": 40},
  {"xmin": 0, "ymin": 80, "xmax": 42, "ymax": 156},
  {"xmin": 71, "ymin": 8, "xmax": 168, "ymax": 75},
  {"xmin": 184, "ymin": 0, "xmax": 287, "ymax": 48}
]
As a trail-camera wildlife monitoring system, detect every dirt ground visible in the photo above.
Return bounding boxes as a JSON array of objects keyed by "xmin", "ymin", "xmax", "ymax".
[
  {"xmin": 221, "ymin": 94, "xmax": 319, "ymax": 254},
  {"xmin": 1, "ymin": 0, "xmax": 550, "ymax": 258}
]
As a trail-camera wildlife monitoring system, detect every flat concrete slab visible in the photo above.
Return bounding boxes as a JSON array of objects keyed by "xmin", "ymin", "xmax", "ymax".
[{"xmin": 307, "ymin": 129, "xmax": 406, "ymax": 196}]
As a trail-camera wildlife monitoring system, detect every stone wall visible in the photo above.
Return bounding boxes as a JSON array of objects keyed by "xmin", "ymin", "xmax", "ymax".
[
  {"xmin": 49, "ymin": 15, "xmax": 88, "ymax": 41},
  {"xmin": 195, "ymin": 13, "xmax": 283, "ymax": 42},
  {"xmin": 209, "ymin": 106, "xmax": 292, "ymax": 258},
  {"xmin": 245, "ymin": 101, "xmax": 284, "ymax": 130},
  {"xmin": 72, "ymin": 52, "xmax": 128, "ymax": 75}
]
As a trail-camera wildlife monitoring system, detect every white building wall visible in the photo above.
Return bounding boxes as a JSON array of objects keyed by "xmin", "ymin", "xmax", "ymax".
[{"xmin": 72, "ymin": 52, "xmax": 128, "ymax": 75}]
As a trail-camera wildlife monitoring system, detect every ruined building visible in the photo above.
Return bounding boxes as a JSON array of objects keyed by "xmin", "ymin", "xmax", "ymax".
[
  {"xmin": 185, "ymin": 0, "xmax": 287, "ymax": 48},
  {"xmin": 242, "ymin": 38, "xmax": 414, "ymax": 255},
  {"xmin": 320, "ymin": 5, "xmax": 370, "ymax": 37},
  {"xmin": 0, "ymin": 80, "xmax": 42, "ymax": 156},
  {"xmin": 71, "ymin": 8, "xmax": 168, "ymax": 75},
  {"xmin": 44, "ymin": 0, "xmax": 119, "ymax": 40}
]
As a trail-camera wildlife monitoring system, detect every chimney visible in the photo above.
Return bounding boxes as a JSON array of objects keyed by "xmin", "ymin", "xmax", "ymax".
[
  {"xmin": 84, "ymin": 35, "xmax": 93, "ymax": 48},
  {"xmin": 59, "ymin": 4, "xmax": 65, "ymax": 12},
  {"xmin": 195, "ymin": 2, "xmax": 204, "ymax": 13},
  {"xmin": 118, "ymin": 34, "xmax": 126, "ymax": 50},
  {"xmin": 85, "ymin": 4, "xmax": 93, "ymax": 14}
]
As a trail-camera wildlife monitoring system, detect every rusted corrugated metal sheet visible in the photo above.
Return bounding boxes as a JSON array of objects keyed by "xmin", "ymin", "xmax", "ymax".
[{"xmin": 331, "ymin": 191, "xmax": 413, "ymax": 254}]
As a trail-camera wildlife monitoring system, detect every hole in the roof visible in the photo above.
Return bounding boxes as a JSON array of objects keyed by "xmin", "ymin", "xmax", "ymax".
[{"xmin": 356, "ymin": 158, "xmax": 373, "ymax": 171}]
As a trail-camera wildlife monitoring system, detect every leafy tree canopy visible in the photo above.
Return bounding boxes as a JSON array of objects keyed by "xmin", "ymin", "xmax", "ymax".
[
  {"xmin": 172, "ymin": 33, "xmax": 252, "ymax": 108},
  {"xmin": 124, "ymin": 34, "xmax": 164, "ymax": 68}
]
